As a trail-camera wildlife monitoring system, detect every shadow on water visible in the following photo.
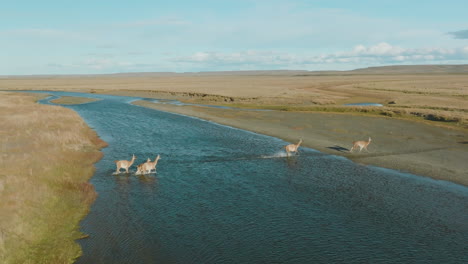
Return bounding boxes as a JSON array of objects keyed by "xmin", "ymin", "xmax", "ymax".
[
  {"xmin": 284, "ymin": 156, "xmax": 300, "ymax": 169},
  {"xmin": 28, "ymin": 91, "xmax": 468, "ymax": 264},
  {"xmin": 136, "ymin": 174, "xmax": 158, "ymax": 184}
]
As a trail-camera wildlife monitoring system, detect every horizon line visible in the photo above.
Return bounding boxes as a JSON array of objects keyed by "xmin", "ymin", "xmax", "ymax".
[{"xmin": 2, "ymin": 64, "xmax": 468, "ymax": 78}]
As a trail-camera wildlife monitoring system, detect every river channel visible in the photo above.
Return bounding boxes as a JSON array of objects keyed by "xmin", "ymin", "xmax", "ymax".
[{"xmin": 34, "ymin": 91, "xmax": 467, "ymax": 264}]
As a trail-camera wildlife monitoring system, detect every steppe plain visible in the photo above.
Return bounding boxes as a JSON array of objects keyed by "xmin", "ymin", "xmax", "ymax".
[
  {"xmin": 1, "ymin": 65, "xmax": 468, "ymax": 263},
  {"xmin": 1, "ymin": 65, "xmax": 468, "ymax": 186}
]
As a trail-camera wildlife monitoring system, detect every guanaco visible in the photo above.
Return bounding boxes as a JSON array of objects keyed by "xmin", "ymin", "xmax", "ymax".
[
  {"xmin": 284, "ymin": 139, "xmax": 302, "ymax": 156},
  {"xmin": 350, "ymin": 137, "xmax": 372, "ymax": 153},
  {"xmin": 136, "ymin": 158, "xmax": 152, "ymax": 175},
  {"xmin": 114, "ymin": 154, "xmax": 136, "ymax": 173},
  {"xmin": 137, "ymin": 155, "xmax": 161, "ymax": 175},
  {"xmin": 136, "ymin": 163, "xmax": 145, "ymax": 175}
]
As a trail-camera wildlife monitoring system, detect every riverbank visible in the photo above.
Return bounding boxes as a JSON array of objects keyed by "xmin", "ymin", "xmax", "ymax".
[
  {"xmin": 0, "ymin": 92, "xmax": 106, "ymax": 263},
  {"xmin": 134, "ymin": 100, "xmax": 468, "ymax": 186}
]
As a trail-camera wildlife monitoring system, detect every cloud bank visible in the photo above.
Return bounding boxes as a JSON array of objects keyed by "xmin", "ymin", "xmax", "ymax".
[
  {"xmin": 170, "ymin": 43, "xmax": 468, "ymax": 70},
  {"xmin": 46, "ymin": 43, "xmax": 468, "ymax": 73}
]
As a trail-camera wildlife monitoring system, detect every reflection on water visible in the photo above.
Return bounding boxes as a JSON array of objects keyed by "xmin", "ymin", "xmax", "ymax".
[
  {"xmin": 344, "ymin": 102, "xmax": 383, "ymax": 106},
  {"xmin": 32, "ymin": 91, "xmax": 468, "ymax": 264}
]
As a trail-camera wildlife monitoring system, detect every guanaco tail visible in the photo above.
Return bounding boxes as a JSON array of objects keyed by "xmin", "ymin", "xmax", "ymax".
[{"xmin": 350, "ymin": 137, "xmax": 372, "ymax": 153}]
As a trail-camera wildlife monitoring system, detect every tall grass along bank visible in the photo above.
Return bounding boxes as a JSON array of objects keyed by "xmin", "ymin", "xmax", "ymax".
[{"xmin": 0, "ymin": 92, "xmax": 106, "ymax": 264}]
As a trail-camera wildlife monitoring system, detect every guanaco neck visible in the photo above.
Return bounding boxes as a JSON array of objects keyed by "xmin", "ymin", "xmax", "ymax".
[{"xmin": 296, "ymin": 139, "xmax": 303, "ymax": 148}]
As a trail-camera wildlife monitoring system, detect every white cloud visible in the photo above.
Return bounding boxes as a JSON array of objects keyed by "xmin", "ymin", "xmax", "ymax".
[
  {"xmin": 171, "ymin": 43, "xmax": 468, "ymax": 70},
  {"xmin": 355, "ymin": 42, "xmax": 404, "ymax": 56},
  {"xmin": 44, "ymin": 43, "xmax": 468, "ymax": 74}
]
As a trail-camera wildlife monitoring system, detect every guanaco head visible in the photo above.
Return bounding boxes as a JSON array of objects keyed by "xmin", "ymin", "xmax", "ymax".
[{"xmin": 136, "ymin": 164, "xmax": 144, "ymax": 174}]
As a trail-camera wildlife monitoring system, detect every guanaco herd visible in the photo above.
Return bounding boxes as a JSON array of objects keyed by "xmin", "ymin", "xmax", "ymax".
[
  {"xmin": 114, "ymin": 154, "xmax": 161, "ymax": 175},
  {"xmin": 114, "ymin": 137, "xmax": 371, "ymax": 174}
]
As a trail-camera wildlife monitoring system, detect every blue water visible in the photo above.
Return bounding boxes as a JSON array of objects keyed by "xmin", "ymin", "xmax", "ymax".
[
  {"xmin": 345, "ymin": 103, "xmax": 383, "ymax": 106},
  {"xmin": 32, "ymin": 91, "xmax": 467, "ymax": 264}
]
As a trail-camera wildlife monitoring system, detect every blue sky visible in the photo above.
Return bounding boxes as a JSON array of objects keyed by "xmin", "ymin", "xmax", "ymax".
[{"xmin": 1, "ymin": 0, "xmax": 467, "ymax": 75}]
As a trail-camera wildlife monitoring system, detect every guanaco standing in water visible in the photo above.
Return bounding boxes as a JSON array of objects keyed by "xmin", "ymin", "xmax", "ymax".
[
  {"xmin": 284, "ymin": 139, "xmax": 302, "ymax": 156},
  {"xmin": 137, "ymin": 155, "xmax": 161, "ymax": 175},
  {"xmin": 114, "ymin": 154, "xmax": 136, "ymax": 173},
  {"xmin": 350, "ymin": 137, "xmax": 372, "ymax": 153}
]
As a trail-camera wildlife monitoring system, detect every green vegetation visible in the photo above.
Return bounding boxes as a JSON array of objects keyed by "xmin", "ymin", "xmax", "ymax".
[
  {"xmin": 0, "ymin": 92, "xmax": 106, "ymax": 264},
  {"xmin": 206, "ymin": 103, "xmax": 468, "ymax": 130}
]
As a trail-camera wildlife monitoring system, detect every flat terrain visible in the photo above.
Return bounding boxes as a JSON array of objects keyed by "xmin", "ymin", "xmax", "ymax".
[
  {"xmin": 1, "ymin": 69, "xmax": 467, "ymax": 129},
  {"xmin": 0, "ymin": 92, "xmax": 105, "ymax": 263},
  {"xmin": 1, "ymin": 65, "xmax": 467, "ymax": 185}
]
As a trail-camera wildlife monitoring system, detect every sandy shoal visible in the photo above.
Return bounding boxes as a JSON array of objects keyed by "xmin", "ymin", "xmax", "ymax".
[{"xmin": 134, "ymin": 100, "xmax": 468, "ymax": 186}]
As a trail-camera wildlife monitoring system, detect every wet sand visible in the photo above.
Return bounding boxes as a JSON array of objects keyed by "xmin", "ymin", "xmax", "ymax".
[
  {"xmin": 50, "ymin": 96, "xmax": 100, "ymax": 104},
  {"xmin": 134, "ymin": 100, "xmax": 468, "ymax": 186}
]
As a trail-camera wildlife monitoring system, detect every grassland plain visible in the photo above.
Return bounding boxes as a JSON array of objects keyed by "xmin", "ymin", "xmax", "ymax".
[
  {"xmin": 1, "ymin": 70, "xmax": 467, "ymax": 129},
  {"xmin": 0, "ymin": 92, "xmax": 106, "ymax": 264},
  {"xmin": 0, "ymin": 67, "xmax": 467, "ymax": 185}
]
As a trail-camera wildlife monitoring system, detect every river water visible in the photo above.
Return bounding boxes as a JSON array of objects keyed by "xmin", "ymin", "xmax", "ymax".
[{"xmin": 34, "ymin": 91, "xmax": 467, "ymax": 264}]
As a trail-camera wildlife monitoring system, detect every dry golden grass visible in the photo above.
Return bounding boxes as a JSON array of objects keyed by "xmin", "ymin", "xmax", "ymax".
[
  {"xmin": 0, "ymin": 92, "xmax": 106, "ymax": 264},
  {"xmin": 0, "ymin": 72, "xmax": 467, "ymax": 129},
  {"xmin": 210, "ymin": 103, "xmax": 468, "ymax": 130}
]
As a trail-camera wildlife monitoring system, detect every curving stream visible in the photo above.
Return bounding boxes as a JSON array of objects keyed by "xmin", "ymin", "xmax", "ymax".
[{"xmin": 33, "ymin": 91, "xmax": 467, "ymax": 263}]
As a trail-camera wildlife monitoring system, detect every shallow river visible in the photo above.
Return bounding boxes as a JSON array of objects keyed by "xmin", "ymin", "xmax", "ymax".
[{"xmin": 35, "ymin": 91, "xmax": 467, "ymax": 264}]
